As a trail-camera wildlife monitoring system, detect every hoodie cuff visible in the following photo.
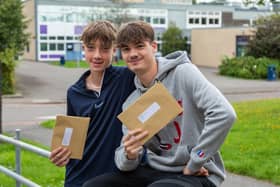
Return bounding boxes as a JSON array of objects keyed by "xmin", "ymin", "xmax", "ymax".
[
  {"xmin": 117, "ymin": 148, "xmax": 143, "ymax": 171},
  {"xmin": 186, "ymin": 158, "xmax": 203, "ymax": 173}
]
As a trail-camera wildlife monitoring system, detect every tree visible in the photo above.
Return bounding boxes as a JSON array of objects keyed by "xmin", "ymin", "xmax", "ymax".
[
  {"xmin": 161, "ymin": 25, "xmax": 187, "ymax": 56},
  {"xmin": 0, "ymin": 0, "xmax": 28, "ymax": 94},
  {"xmin": 246, "ymin": 14, "xmax": 280, "ymax": 59},
  {"xmin": 0, "ymin": 0, "xmax": 28, "ymax": 53}
]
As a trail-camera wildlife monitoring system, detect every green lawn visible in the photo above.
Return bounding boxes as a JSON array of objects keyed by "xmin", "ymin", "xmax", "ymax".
[
  {"xmin": 1, "ymin": 99, "xmax": 279, "ymax": 186},
  {"xmin": 51, "ymin": 60, "xmax": 126, "ymax": 68},
  {"xmin": 0, "ymin": 138, "xmax": 64, "ymax": 187},
  {"xmin": 221, "ymin": 99, "xmax": 280, "ymax": 185}
]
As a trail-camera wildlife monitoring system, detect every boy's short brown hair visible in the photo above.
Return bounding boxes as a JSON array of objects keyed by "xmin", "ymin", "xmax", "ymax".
[
  {"xmin": 81, "ymin": 20, "xmax": 117, "ymax": 48},
  {"xmin": 117, "ymin": 21, "xmax": 154, "ymax": 48}
]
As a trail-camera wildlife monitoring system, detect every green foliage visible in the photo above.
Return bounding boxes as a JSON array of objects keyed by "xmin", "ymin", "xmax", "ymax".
[
  {"xmin": 161, "ymin": 25, "xmax": 187, "ymax": 56},
  {"xmin": 0, "ymin": 48, "xmax": 17, "ymax": 94},
  {"xmin": 219, "ymin": 56, "xmax": 280, "ymax": 79},
  {"xmin": 0, "ymin": 0, "xmax": 29, "ymax": 53},
  {"xmin": 222, "ymin": 99, "xmax": 280, "ymax": 185},
  {"xmin": 0, "ymin": 0, "xmax": 29, "ymax": 94},
  {"xmin": 246, "ymin": 14, "xmax": 280, "ymax": 59}
]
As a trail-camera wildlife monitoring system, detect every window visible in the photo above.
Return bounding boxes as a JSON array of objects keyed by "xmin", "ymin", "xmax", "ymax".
[
  {"xmin": 195, "ymin": 18, "xmax": 199, "ymax": 24},
  {"xmin": 66, "ymin": 14, "xmax": 74, "ymax": 22},
  {"xmin": 40, "ymin": 15, "xmax": 47, "ymax": 22},
  {"xmin": 49, "ymin": 36, "xmax": 56, "ymax": 40},
  {"xmin": 57, "ymin": 36, "xmax": 64, "ymax": 40},
  {"xmin": 160, "ymin": 18, "xmax": 165, "ymax": 24},
  {"xmin": 57, "ymin": 43, "xmax": 64, "ymax": 51},
  {"xmin": 40, "ymin": 43, "xmax": 47, "ymax": 51},
  {"xmin": 49, "ymin": 43, "xmax": 56, "ymax": 51},
  {"xmin": 201, "ymin": 17, "xmax": 207, "ymax": 25},
  {"xmin": 215, "ymin": 19, "xmax": 219, "ymax": 24},
  {"xmin": 189, "ymin": 18, "xmax": 194, "ymax": 24},
  {"xmin": 67, "ymin": 36, "xmax": 73, "ymax": 40},
  {"xmin": 209, "ymin": 18, "xmax": 214, "ymax": 24},
  {"xmin": 153, "ymin": 18, "xmax": 159, "ymax": 24},
  {"xmin": 40, "ymin": 36, "xmax": 47, "ymax": 40}
]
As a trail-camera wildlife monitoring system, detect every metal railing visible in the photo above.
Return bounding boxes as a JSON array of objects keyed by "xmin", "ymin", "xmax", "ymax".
[{"xmin": 0, "ymin": 129, "xmax": 50, "ymax": 187}]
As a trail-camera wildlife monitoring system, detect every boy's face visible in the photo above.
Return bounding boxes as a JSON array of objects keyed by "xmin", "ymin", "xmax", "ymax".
[
  {"xmin": 83, "ymin": 39, "xmax": 115, "ymax": 73},
  {"xmin": 120, "ymin": 40, "xmax": 157, "ymax": 74}
]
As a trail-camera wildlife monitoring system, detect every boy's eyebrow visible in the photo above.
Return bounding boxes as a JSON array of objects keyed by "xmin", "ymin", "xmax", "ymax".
[{"xmin": 86, "ymin": 44, "xmax": 95, "ymax": 48}]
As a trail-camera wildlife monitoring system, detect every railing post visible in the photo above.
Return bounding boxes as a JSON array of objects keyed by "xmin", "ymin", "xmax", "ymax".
[{"xmin": 15, "ymin": 129, "xmax": 21, "ymax": 187}]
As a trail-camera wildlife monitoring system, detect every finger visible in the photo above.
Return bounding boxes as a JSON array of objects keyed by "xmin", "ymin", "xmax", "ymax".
[
  {"xmin": 124, "ymin": 131, "xmax": 148, "ymax": 147},
  {"xmin": 56, "ymin": 147, "xmax": 70, "ymax": 159},
  {"xmin": 128, "ymin": 146, "xmax": 143, "ymax": 156},
  {"xmin": 56, "ymin": 157, "xmax": 70, "ymax": 167},
  {"xmin": 128, "ymin": 128, "xmax": 144, "ymax": 136},
  {"xmin": 195, "ymin": 168, "xmax": 209, "ymax": 176},
  {"xmin": 50, "ymin": 146, "xmax": 63, "ymax": 158},
  {"xmin": 51, "ymin": 148, "xmax": 71, "ymax": 163},
  {"xmin": 54, "ymin": 150, "xmax": 71, "ymax": 166}
]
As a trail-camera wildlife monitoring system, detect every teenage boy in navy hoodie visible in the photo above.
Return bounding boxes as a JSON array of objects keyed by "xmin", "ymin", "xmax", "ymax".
[
  {"xmin": 49, "ymin": 20, "xmax": 135, "ymax": 187},
  {"xmin": 83, "ymin": 21, "xmax": 236, "ymax": 187}
]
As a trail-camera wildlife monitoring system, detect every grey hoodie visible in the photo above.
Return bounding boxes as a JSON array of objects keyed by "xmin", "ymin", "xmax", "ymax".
[{"xmin": 115, "ymin": 51, "xmax": 237, "ymax": 187}]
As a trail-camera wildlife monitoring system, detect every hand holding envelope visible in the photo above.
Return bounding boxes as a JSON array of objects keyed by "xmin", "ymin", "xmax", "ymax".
[
  {"xmin": 118, "ymin": 82, "xmax": 183, "ymax": 144},
  {"xmin": 51, "ymin": 115, "xmax": 90, "ymax": 160}
]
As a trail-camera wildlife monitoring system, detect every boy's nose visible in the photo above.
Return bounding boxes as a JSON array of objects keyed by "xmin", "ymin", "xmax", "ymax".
[{"xmin": 93, "ymin": 49, "xmax": 101, "ymax": 59}]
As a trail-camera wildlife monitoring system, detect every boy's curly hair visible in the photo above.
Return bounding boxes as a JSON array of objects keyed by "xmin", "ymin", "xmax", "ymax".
[
  {"xmin": 81, "ymin": 20, "xmax": 117, "ymax": 48},
  {"xmin": 117, "ymin": 21, "xmax": 154, "ymax": 48}
]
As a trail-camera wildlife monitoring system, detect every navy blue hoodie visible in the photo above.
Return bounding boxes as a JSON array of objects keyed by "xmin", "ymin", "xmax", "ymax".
[{"xmin": 64, "ymin": 65, "xmax": 135, "ymax": 187}]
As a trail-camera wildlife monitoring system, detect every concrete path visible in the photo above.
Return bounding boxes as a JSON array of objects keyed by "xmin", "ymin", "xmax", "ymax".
[{"xmin": 2, "ymin": 60, "xmax": 280, "ymax": 187}]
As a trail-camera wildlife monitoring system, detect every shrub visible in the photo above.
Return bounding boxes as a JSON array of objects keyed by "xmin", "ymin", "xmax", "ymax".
[
  {"xmin": 219, "ymin": 56, "xmax": 279, "ymax": 79},
  {"xmin": 246, "ymin": 14, "xmax": 280, "ymax": 59},
  {"xmin": 0, "ymin": 48, "xmax": 17, "ymax": 94}
]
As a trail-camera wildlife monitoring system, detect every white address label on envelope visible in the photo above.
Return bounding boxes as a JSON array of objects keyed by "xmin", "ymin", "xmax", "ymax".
[
  {"xmin": 138, "ymin": 102, "xmax": 160, "ymax": 124},
  {"xmin": 62, "ymin": 127, "xmax": 73, "ymax": 146}
]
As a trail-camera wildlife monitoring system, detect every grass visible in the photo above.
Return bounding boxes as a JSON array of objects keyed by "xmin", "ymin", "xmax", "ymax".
[
  {"xmin": 41, "ymin": 119, "xmax": 56, "ymax": 129},
  {"xmin": 2, "ymin": 99, "xmax": 279, "ymax": 186},
  {"xmin": 221, "ymin": 99, "xmax": 280, "ymax": 185},
  {"xmin": 51, "ymin": 60, "xmax": 126, "ymax": 68},
  {"xmin": 0, "ymin": 137, "xmax": 65, "ymax": 187}
]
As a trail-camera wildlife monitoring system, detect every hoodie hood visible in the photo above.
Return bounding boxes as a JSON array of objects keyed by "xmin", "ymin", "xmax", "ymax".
[{"xmin": 134, "ymin": 51, "xmax": 191, "ymax": 92}]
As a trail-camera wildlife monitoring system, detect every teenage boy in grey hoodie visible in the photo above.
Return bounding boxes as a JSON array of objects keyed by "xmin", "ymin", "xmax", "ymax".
[{"xmin": 83, "ymin": 21, "xmax": 236, "ymax": 187}]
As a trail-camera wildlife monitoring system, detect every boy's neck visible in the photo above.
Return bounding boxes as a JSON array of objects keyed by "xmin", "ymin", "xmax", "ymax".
[
  {"xmin": 137, "ymin": 61, "xmax": 158, "ymax": 88},
  {"xmin": 86, "ymin": 71, "xmax": 104, "ymax": 91}
]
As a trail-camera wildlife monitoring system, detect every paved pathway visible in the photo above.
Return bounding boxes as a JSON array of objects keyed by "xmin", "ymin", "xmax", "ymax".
[{"xmin": 2, "ymin": 60, "xmax": 280, "ymax": 187}]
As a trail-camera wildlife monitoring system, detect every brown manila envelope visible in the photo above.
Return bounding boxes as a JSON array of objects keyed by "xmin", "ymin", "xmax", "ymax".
[
  {"xmin": 51, "ymin": 115, "xmax": 90, "ymax": 160},
  {"xmin": 118, "ymin": 82, "xmax": 183, "ymax": 144}
]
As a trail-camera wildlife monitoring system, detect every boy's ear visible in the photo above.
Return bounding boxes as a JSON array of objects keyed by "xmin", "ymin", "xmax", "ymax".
[{"xmin": 151, "ymin": 41, "xmax": 158, "ymax": 53}]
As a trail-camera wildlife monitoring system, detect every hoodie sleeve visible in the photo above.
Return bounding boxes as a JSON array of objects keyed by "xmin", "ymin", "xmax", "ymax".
[
  {"xmin": 114, "ymin": 124, "xmax": 145, "ymax": 171},
  {"xmin": 181, "ymin": 64, "xmax": 237, "ymax": 172}
]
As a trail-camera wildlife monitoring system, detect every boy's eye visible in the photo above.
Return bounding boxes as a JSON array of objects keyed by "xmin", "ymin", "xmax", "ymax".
[
  {"xmin": 137, "ymin": 44, "xmax": 144, "ymax": 48},
  {"xmin": 121, "ymin": 47, "xmax": 129, "ymax": 52},
  {"xmin": 87, "ymin": 45, "xmax": 95, "ymax": 49}
]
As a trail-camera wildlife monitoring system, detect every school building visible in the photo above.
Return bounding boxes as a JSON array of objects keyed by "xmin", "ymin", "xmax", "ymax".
[{"xmin": 22, "ymin": 0, "xmax": 273, "ymax": 67}]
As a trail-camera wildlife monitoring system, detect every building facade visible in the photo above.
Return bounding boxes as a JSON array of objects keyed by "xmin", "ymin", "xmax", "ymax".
[{"xmin": 22, "ymin": 0, "xmax": 273, "ymax": 66}]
